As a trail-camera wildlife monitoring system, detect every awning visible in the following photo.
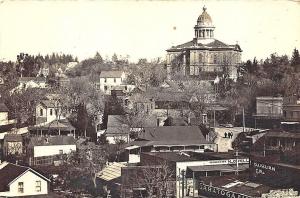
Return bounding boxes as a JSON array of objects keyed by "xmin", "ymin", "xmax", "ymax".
[
  {"xmin": 98, "ymin": 162, "xmax": 127, "ymax": 182},
  {"xmin": 188, "ymin": 164, "xmax": 249, "ymax": 172},
  {"xmin": 125, "ymin": 145, "xmax": 140, "ymax": 150},
  {"xmin": 281, "ymin": 122, "xmax": 300, "ymax": 125}
]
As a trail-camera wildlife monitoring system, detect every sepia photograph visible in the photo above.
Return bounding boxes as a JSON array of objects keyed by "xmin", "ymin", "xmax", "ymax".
[{"xmin": 0, "ymin": 0, "xmax": 300, "ymax": 197}]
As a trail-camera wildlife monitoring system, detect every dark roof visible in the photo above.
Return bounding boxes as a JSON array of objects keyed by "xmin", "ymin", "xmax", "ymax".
[
  {"xmin": 29, "ymin": 136, "xmax": 76, "ymax": 147},
  {"xmin": 4, "ymin": 134, "xmax": 23, "ymax": 142},
  {"xmin": 100, "ymin": 71, "xmax": 124, "ymax": 78},
  {"xmin": 106, "ymin": 115, "xmax": 157, "ymax": 135},
  {"xmin": 40, "ymin": 100, "xmax": 57, "ymax": 108},
  {"xmin": 0, "ymin": 103, "xmax": 9, "ymax": 112},
  {"xmin": 0, "ymin": 162, "xmax": 49, "ymax": 192},
  {"xmin": 142, "ymin": 152, "xmax": 200, "ymax": 162},
  {"xmin": 200, "ymin": 175, "xmax": 272, "ymax": 197},
  {"xmin": 167, "ymin": 39, "xmax": 242, "ymax": 52},
  {"xmin": 265, "ymin": 131, "xmax": 300, "ymax": 139},
  {"xmin": 0, "ymin": 163, "xmax": 28, "ymax": 191},
  {"xmin": 188, "ymin": 164, "xmax": 249, "ymax": 172},
  {"xmin": 30, "ymin": 119, "xmax": 75, "ymax": 131},
  {"xmin": 137, "ymin": 126, "xmax": 211, "ymax": 145}
]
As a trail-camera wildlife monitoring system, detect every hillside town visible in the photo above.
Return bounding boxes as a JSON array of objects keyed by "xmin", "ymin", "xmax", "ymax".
[{"xmin": 1, "ymin": 3, "xmax": 300, "ymax": 198}]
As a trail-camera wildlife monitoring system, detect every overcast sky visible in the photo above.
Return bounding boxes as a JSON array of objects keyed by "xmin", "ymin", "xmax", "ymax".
[{"xmin": 0, "ymin": 0, "xmax": 299, "ymax": 63}]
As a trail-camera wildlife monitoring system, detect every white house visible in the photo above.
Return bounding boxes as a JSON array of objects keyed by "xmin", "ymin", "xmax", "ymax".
[
  {"xmin": 0, "ymin": 162, "xmax": 50, "ymax": 197},
  {"xmin": 35, "ymin": 99, "xmax": 66, "ymax": 125},
  {"xmin": 18, "ymin": 77, "xmax": 47, "ymax": 89},
  {"xmin": 99, "ymin": 70, "xmax": 135, "ymax": 94},
  {"xmin": 28, "ymin": 136, "xmax": 77, "ymax": 158},
  {"xmin": 0, "ymin": 103, "xmax": 9, "ymax": 126}
]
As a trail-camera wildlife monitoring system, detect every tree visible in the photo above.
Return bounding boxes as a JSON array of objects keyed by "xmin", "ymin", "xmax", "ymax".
[
  {"xmin": 135, "ymin": 162, "xmax": 175, "ymax": 198},
  {"xmin": 64, "ymin": 143, "xmax": 108, "ymax": 195},
  {"xmin": 291, "ymin": 48, "xmax": 300, "ymax": 68}
]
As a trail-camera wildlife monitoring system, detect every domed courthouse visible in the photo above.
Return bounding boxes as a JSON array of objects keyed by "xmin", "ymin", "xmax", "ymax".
[{"xmin": 166, "ymin": 7, "xmax": 242, "ymax": 81}]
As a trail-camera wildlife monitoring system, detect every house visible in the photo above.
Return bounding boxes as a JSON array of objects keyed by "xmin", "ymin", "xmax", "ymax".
[
  {"xmin": 125, "ymin": 126, "xmax": 217, "ymax": 163},
  {"xmin": 35, "ymin": 96, "xmax": 66, "ymax": 125},
  {"xmin": 27, "ymin": 136, "xmax": 76, "ymax": 166},
  {"xmin": 282, "ymin": 96, "xmax": 300, "ymax": 131},
  {"xmin": 0, "ymin": 103, "xmax": 16, "ymax": 132},
  {"xmin": 121, "ymin": 151, "xmax": 249, "ymax": 197},
  {"xmin": 253, "ymin": 97, "xmax": 283, "ymax": 129},
  {"xmin": 3, "ymin": 134, "xmax": 23, "ymax": 157},
  {"xmin": 18, "ymin": 77, "xmax": 47, "ymax": 89},
  {"xmin": 105, "ymin": 114, "xmax": 157, "ymax": 144},
  {"xmin": 0, "ymin": 161, "xmax": 50, "ymax": 197},
  {"xmin": 30, "ymin": 119, "xmax": 76, "ymax": 137},
  {"xmin": 99, "ymin": 70, "xmax": 135, "ymax": 94}
]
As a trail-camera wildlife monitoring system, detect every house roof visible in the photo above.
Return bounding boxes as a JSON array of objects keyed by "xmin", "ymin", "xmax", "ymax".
[
  {"xmin": 100, "ymin": 71, "xmax": 124, "ymax": 78},
  {"xmin": 4, "ymin": 134, "xmax": 23, "ymax": 142},
  {"xmin": 40, "ymin": 100, "xmax": 57, "ymax": 108},
  {"xmin": 0, "ymin": 162, "xmax": 50, "ymax": 192},
  {"xmin": 136, "ymin": 126, "xmax": 211, "ymax": 145},
  {"xmin": 106, "ymin": 115, "xmax": 157, "ymax": 135},
  {"xmin": 29, "ymin": 136, "xmax": 76, "ymax": 147},
  {"xmin": 264, "ymin": 131, "xmax": 300, "ymax": 139},
  {"xmin": 0, "ymin": 103, "xmax": 9, "ymax": 112},
  {"xmin": 30, "ymin": 119, "xmax": 75, "ymax": 131},
  {"xmin": 98, "ymin": 162, "xmax": 127, "ymax": 182}
]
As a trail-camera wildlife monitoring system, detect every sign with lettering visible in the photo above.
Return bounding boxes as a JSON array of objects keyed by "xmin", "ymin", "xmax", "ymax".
[
  {"xmin": 253, "ymin": 162, "xmax": 276, "ymax": 175},
  {"xmin": 198, "ymin": 182, "xmax": 253, "ymax": 198},
  {"xmin": 208, "ymin": 158, "xmax": 249, "ymax": 165}
]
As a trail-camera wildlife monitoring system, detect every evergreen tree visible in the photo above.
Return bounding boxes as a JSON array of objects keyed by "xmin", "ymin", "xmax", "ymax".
[{"xmin": 291, "ymin": 48, "xmax": 300, "ymax": 67}]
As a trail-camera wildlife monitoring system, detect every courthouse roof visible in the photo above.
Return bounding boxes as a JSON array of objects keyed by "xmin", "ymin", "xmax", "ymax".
[{"xmin": 167, "ymin": 38, "xmax": 242, "ymax": 52}]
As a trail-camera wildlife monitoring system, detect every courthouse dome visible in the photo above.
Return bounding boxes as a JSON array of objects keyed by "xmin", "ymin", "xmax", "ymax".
[{"xmin": 197, "ymin": 6, "xmax": 213, "ymax": 26}]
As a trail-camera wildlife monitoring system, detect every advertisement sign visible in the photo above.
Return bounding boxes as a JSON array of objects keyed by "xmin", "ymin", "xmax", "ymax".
[{"xmin": 198, "ymin": 182, "xmax": 253, "ymax": 198}]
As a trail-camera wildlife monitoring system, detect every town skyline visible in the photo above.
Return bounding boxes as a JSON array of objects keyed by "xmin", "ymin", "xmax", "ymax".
[{"xmin": 0, "ymin": 0, "xmax": 300, "ymax": 62}]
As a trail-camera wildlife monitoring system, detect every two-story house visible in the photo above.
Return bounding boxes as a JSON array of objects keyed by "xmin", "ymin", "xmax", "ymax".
[
  {"xmin": 253, "ymin": 97, "xmax": 283, "ymax": 129},
  {"xmin": 99, "ymin": 71, "xmax": 135, "ymax": 95},
  {"xmin": 0, "ymin": 162, "xmax": 50, "ymax": 197},
  {"xmin": 35, "ymin": 98, "xmax": 65, "ymax": 125}
]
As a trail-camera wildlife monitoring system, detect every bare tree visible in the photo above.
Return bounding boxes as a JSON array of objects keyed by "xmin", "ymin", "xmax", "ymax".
[{"xmin": 135, "ymin": 162, "xmax": 176, "ymax": 198}]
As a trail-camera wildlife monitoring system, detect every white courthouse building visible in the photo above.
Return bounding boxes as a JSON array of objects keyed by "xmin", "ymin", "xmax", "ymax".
[{"xmin": 166, "ymin": 7, "xmax": 242, "ymax": 81}]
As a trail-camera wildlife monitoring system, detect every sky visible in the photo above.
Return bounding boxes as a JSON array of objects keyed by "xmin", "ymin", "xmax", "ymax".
[{"xmin": 0, "ymin": 0, "xmax": 300, "ymax": 63}]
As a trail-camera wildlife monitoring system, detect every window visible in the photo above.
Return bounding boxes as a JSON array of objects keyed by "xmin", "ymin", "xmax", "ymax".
[
  {"xmin": 50, "ymin": 109, "xmax": 53, "ymax": 116},
  {"xmin": 18, "ymin": 182, "xmax": 24, "ymax": 193},
  {"xmin": 59, "ymin": 150, "xmax": 63, "ymax": 155},
  {"xmin": 125, "ymin": 85, "xmax": 127, "ymax": 91},
  {"xmin": 114, "ymin": 78, "xmax": 116, "ymax": 83},
  {"xmin": 213, "ymin": 54, "xmax": 217, "ymax": 64},
  {"xmin": 199, "ymin": 53, "xmax": 203, "ymax": 63},
  {"xmin": 36, "ymin": 181, "xmax": 41, "ymax": 192},
  {"xmin": 40, "ymin": 109, "xmax": 43, "ymax": 116},
  {"xmin": 104, "ymin": 86, "xmax": 108, "ymax": 91},
  {"xmin": 104, "ymin": 78, "xmax": 107, "ymax": 83}
]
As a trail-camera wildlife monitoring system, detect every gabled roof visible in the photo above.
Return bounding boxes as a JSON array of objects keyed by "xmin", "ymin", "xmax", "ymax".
[
  {"xmin": 106, "ymin": 115, "xmax": 157, "ymax": 135},
  {"xmin": 100, "ymin": 71, "xmax": 124, "ymax": 78},
  {"xmin": 30, "ymin": 119, "xmax": 76, "ymax": 131},
  {"xmin": 29, "ymin": 136, "xmax": 76, "ymax": 147},
  {"xmin": 136, "ymin": 126, "xmax": 211, "ymax": 145},
  {"xmin": 167, "ymin": 39, "xmax": 242, "ymax": 52},
  {"xmin": 0, "ymin": 103, "xmax": 9, "ymax": 112},
  {"xmin": 0, "ymin": 162, "xmax": 50, "ymax": 192},
  {"xmin": 4, "ymin": 134, "xmax": 23, "ymax": 142}
]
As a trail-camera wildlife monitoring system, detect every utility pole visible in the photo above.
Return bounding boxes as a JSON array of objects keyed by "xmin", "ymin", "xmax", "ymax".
[
  {"xmin": 181, "ymin": 170, "xmax": 185, "ymax": 198},
  {"xmin": 242, "ymin": 107, "xmax": 245, "ymax": 132},
  {"xmin": 235, "ymin": 148, "xmax": 239, "ymax": 175}
]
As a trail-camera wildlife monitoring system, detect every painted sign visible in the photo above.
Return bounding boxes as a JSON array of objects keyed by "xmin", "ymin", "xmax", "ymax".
[{"xmin": 198, "ymin": 182, "xmax": 253, "ymax": 198}]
